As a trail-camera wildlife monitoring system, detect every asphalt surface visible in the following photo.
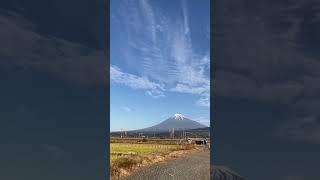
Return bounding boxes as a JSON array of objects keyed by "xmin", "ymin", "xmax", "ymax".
[{"xmin": 120, "ymin": 147, "xmax": 210, "ymax": 180}]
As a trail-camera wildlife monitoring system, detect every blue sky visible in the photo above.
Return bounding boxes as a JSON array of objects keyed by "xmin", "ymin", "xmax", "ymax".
[{"xmin": 110, "ymin": 0, "xmax": 210, "ymax": 131}]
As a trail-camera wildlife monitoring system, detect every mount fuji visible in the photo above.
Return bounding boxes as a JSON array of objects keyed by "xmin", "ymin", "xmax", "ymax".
[{"xmin": 134, "ymin": 114, "xmax": 208, "ymax": 132}]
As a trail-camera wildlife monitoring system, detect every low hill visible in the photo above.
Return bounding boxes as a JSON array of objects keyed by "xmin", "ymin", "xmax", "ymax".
[{"xmin": 111, "ymin": 127, "xmax": 210, "ymax": 139}]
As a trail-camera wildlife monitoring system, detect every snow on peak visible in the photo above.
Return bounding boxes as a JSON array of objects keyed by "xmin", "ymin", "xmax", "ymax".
[{"xmin": 173, "ymin": 114, "xmax": 184, "ymax": 120}]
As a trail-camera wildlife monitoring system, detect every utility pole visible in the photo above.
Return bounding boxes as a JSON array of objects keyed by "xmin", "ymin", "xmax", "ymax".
[
  {"xmin": 182, "ymin": 128, "xmax": 185, "ymax": 139},
  {"xmin": 172, "ymin": 128, "xmax": 175, "ymax": 139}
]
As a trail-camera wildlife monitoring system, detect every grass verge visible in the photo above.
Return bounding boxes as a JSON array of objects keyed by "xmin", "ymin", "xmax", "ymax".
[{"xmin": 110, "ymin": 143, "xmax": 194, "ymax": 179}]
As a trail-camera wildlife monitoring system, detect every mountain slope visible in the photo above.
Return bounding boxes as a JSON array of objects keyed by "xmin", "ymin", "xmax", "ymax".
[{"xmin": 135, "ymin": 114, "xmax": 207, "ymax": 132}]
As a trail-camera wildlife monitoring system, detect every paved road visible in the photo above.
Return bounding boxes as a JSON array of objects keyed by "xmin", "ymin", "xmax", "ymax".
[{"xmin": 120, "ymin": 148, "xmax": 210, "ymax": 180}]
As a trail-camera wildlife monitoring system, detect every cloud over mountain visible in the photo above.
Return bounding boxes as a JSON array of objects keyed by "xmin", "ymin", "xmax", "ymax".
[{"xmin": 111, "ymin": 0, "xmax": 210, "ymax": 107}]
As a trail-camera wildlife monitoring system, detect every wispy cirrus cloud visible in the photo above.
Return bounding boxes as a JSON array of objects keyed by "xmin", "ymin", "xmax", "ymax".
[
  {"xmin": 192, "ymin": 116, "xmax": 210, "ymax": 126},
  {"xmin": 112, "ymin": 0, "xmax": 210, "ymax": 107},
  {"xmin": 139, "ymin": 0, "xmax": 157, "ymax": 43},
  {"xmin": 110, "ymin": 66, "xmax": 165, "ymax": 98},
  {"xmin": 196, "ymin": 96, "xmax": 210, "ymax": 108},
  {"xmin": 122, "ymin": 106, "xmax": 132, "ymax": 112},
  {"xmin": 181, "ymin": 0, "xmax": 190, "ymax": 35}
]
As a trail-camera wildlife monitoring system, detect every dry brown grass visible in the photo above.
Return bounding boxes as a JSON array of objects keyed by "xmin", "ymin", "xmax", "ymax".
[
  {"xmin": 110, "ymin": 143, "xmax": 195, "ymax": 180},
  {"xmin": 183, "ymin": 144, "xmax": 195, "ymax": 150},
  {"xmin": 110, "ymin": 156, "xmax": 141, "ymax": 178}
]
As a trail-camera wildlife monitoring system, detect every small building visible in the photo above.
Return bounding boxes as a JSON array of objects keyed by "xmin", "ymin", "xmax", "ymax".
[{"xmin": 187, "ymin": 138, "xmax": 207, "ymax": 145}]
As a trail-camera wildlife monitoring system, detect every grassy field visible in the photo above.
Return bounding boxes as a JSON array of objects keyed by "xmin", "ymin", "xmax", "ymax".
[{"xmin": 110, "ymin": 143, "xmax": 193, "ymax": 179}]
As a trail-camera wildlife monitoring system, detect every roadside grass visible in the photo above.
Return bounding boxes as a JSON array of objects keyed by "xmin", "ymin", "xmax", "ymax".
[{"xmin": 110, "ymin": 143, "xmax": 191, "ymax": 179}]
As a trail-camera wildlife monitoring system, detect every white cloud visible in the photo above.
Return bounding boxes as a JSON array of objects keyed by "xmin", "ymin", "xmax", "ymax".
[
  {"xmin": 139, "ymin": 0, "xmax": 157, "ymax": 43},
  {"xmin": 181, "ymin": 0, "xmax": 190, "ymax": 35},
  {"xmin": 170, "ymin": 83, "xmax": 210, "ymax": 108},
  {"xmin": 170, "ymin": 83, "xmax": 208, "ymax": 95},
  {"xmin": 122, "ymin": 106, "xmax": 132, "ymax": 112},
  {"xmin": 146, "ymin": 90, "xmax": 165, "ymax": 98},
  {"xmin": 110, "ymin": 66, "xmax": 165, "ymax": 98},
  {"xmin": 196, "ymin": 96, "xmax": 210, "ymax": 108},
  {"xmin": 114, "ymin": 0, "xmax": 210, "ymax": 107},
  {"xmin": 192, "ymin": 116, "xmax": 210, "ymax": 126}
]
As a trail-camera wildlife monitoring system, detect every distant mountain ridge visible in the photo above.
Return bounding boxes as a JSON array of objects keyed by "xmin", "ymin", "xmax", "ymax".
[{"xmin": 133, "ymin": 114, "xmax": 207, "ymax": 132}]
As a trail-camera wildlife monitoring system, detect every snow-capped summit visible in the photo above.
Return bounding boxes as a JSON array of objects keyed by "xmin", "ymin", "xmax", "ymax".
[
  {"xmin": 173, "ymin": 113, "xmax": 184, "ymax": 120},
  {"xmin": 134, "ymin": 114, "xmax": 207, "ymax": 132}
]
